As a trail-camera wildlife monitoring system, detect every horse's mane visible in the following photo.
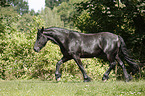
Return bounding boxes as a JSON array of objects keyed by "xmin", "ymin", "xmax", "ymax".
[{"xmin": 43, "ymin": 27, "xmax": 80, "ymax": 34}]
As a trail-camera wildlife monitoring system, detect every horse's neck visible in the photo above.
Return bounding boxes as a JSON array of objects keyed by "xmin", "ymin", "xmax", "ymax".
[{"xmin": 54, "ymin": 34, "xmax": 68, "ymax": 51}]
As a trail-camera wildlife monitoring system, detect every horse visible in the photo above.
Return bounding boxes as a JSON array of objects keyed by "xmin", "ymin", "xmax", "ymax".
[{"xmin": 34, "ymin": 27, "xmax": 139, "ymax": 82}]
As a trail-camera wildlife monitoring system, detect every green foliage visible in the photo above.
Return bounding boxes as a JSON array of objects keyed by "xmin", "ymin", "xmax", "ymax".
[
  {"xmin": 57, "ymin": 2, "xmax": 72, "ymax": 27},
  {"xmin": 0, "ymin": 0, "xmax": 29, "ymax": 15},
  {"xmin": 45, "ymin": 0, "xmax": 69, "ymax": 9},
  {"xmin": 0, "ymin": 6, "xmax": 45, "ymax": 79},
  {"xmin": 44, "ymin": 0, "xmax": 86, "ymax": 29},
  {"xmin": 44, "ymin": 0, "xmax": 84, "ymax": 29},
  {"xmin": 11, "ymin": 0, "xmax": 29, "ymax": 15},
  {"xmin": 0, "ymin": 0, "xmax": 12, "ymax": 7},
  {"xmin": 56, "ymin": 0, "xmax": 86, "ymax": 28},
  {"xmin": 40, "ymin": 7, "xmax": 64, "ymax": 28},
  {"xmin": 74, "ymin": 11, "xmax": 98, "ymax": 33},
  {"xmin": 29, "ymin": 9, "xmax": 36, "ymax": 16}
]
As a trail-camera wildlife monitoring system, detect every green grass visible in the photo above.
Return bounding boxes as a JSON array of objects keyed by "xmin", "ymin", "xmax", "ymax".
[{"xmin": 0, "ymin": 80, "xmax": 145, "ymax": 96}]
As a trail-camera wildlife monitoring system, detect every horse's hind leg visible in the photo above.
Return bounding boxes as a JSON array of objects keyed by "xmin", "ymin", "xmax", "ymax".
[
  {"xmin": 102, "ymin": 62, "xmax": 116, "ymax": 81},
  {"xmin": 55, "ymin": 56, "xmax": 70, "ymax": 81},
  {"xmin": 115, "ymin": 55, "xmax": 132, "ymax": 82},
  {"xmin": 102, "ymin": 54, "xmax": 116, "ymax": 82}
]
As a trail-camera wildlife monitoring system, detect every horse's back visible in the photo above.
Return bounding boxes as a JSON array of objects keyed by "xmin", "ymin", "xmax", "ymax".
[{"xmin": 80, "ymin": 32, "xmax": 120, "ymax": 55}]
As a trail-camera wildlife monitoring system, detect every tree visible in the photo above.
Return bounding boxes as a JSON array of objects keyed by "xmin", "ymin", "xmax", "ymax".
[
  {"xmin": 0, "ymin": 0, "xmax": 29, "ymax": 15},
  {"xmin": 55, "ymin": 0, "xmax": 84, "ymax": 28},
  {"xmin": 45, "ymin": 0, "xmax": 69, "ymax": 9},
  {"xmin": 11, "ymin": 0, "xmax": 29, "ymax": 15},
  {"xmin": 0, "ymin": 0, "xmax": 12, "ymax": 7},
  {"xmin": 40, "ymin": 7, "xmax": 64, "ymax": 27}
]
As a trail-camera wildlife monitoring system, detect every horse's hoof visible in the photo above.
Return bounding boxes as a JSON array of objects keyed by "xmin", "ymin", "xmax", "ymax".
[
  {"xmin": 125, "ymin": 75, "xmax": 133, "ymax": 82},
  {"xmin": 125, "ymin": 78, "xmax": 132, "ymax": 82},
  {"xmin": 129, "ymin": 75, "xmax": 133, "ymax": 80},
  {"xmin": 102, "ymin": 79, "xmax": 107, "ymax": 82},
  {"xmin": 56, "ymin": 77, "xmax": 61, "ymax": 82},
  {"xmin": 84, "ymin": 77, "xmax": 92, "ymax": 82},
  {"xmin": 125, "ymin": 78, "xmax": 130, "ymax": 82},
  {"xmin": 102, "ymin": 75, "xmax": 109, "ymax": 81},
  {"xmin": 55, "ymin": 73, "xmax": 61, "ymax": 81}
]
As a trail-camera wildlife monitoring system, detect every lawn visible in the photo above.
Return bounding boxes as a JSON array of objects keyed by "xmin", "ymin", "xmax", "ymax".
[{"xmin": 0, "ymin": 80, "xmax": 144, "ymax": 96}]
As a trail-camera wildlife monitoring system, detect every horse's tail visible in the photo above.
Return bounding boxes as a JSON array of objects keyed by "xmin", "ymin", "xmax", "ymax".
[{"xmin": 118, "ymin": 36, "xmax": 139, "ymax": 74}]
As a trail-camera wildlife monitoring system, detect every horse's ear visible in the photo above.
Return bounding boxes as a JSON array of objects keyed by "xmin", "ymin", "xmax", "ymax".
[{"xmin": 41, "ymin": 27, "xmax": 44, "ymax": 33}]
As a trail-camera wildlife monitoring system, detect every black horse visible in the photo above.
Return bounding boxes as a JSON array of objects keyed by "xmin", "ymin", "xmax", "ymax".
[{"xmin": 34, "ymin": 27, "xmax": 139, "ymax": 82}]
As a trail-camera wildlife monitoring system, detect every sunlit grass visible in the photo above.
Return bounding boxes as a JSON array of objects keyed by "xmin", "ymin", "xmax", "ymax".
[{"xmin": 0, "ymin": 80, "xmax": 144, "ymax": 96}]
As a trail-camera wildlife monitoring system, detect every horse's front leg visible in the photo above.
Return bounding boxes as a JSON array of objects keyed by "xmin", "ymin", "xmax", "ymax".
[
  {"xmin": 72, "ymin": 54, "xmax": 91, "ymax": 82},
  {"xmin": 55, "ymin": 57, "xmax": 69, "ymax": 81},
  {"xmin": 102, "ymin": 54, "xmax": 116, "ymax": 82}
]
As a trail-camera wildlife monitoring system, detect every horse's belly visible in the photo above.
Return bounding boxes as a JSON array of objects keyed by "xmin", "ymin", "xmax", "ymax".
[{"xmin": 80, "ymin": 49, "xmax": 102, "ymax": 58}]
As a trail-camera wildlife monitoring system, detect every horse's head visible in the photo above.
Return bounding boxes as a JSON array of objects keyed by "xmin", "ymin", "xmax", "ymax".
[{"xmin": 34, "ymin": 27, "xmax": 48, "ymax": 52}]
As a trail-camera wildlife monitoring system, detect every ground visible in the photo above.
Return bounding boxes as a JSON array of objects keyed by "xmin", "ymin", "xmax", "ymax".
[{"xmin": 0, "ymin": 80, "xmax": 144, "ymax": 96}]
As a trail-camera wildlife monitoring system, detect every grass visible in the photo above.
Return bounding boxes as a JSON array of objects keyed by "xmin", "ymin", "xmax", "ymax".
[{"xmin": 0, "ymin": 80, "xmax": 145, "ymax": 96}]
